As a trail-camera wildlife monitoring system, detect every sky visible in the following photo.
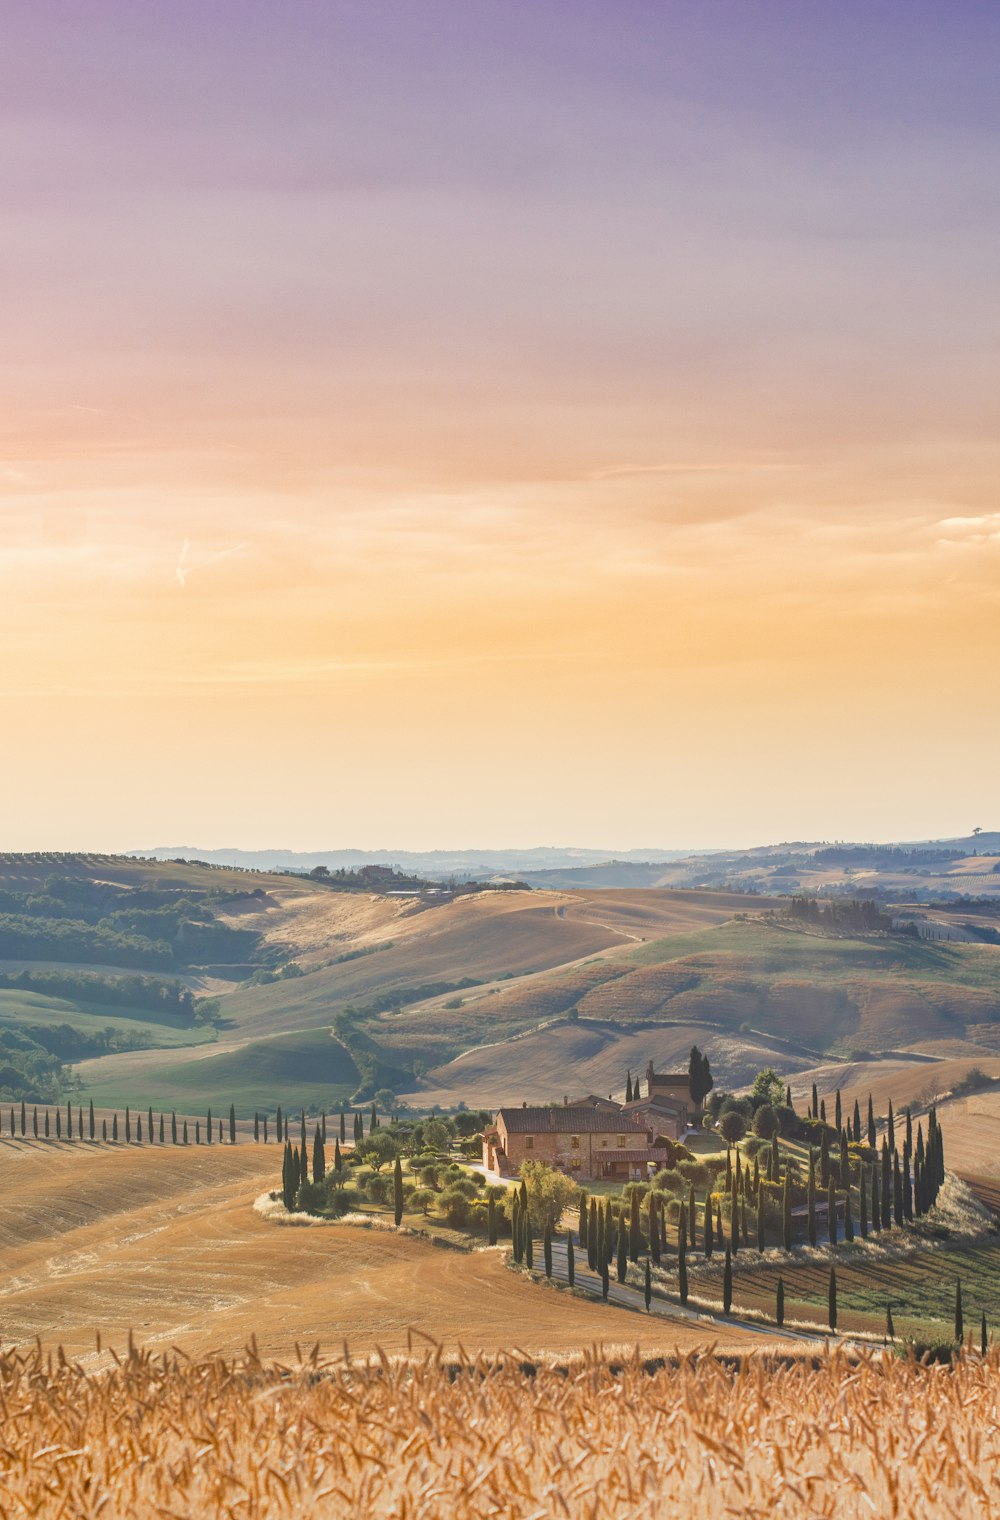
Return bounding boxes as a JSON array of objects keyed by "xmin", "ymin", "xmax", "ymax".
[{"xmin": 2, "ymin": 1, "xmax": 999, "ymax": 852}]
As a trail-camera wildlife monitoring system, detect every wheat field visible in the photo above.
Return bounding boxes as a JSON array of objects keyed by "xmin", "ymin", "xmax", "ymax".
[{"xmin": 1, "ymin": 1340, "xmax": 997, "ymax": 1517}]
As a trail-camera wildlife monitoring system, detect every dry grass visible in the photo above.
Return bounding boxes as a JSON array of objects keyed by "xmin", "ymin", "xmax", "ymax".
[{"xmin": 1, "ymin": 1340, "xmax": 999, "ymax": 1517}]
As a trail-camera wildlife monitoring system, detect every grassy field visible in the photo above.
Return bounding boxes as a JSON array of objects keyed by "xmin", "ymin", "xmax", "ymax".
[
  {"xmin": 71, "ymin": 1027, "xmax": 360, "ymax": 1112},
  {"xmin": 0, "ymin": 988, "xmax": 217, "ymax": 1049}
]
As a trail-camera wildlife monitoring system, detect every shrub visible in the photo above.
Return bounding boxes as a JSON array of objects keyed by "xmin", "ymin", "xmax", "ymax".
[
  {"xmin": 366, "ymin": 1173, "xmax": 393, "ymax": 1205},
  {"xmin": 438, "ymin": 1187, "xmax": 471, "ymax": 1227},
  {"xmin": 752, "ymin": 1105, "xmax": 779, "ymax": 1140},
  {"xmin": 409, "ymin": 1187, "xmax": 435, "ymax": 1216}
]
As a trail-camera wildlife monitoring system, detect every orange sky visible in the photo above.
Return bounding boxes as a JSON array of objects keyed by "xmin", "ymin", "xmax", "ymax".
[{"xmin": 2, "ymin": 3, "xmax": 999, "ymax": 850}]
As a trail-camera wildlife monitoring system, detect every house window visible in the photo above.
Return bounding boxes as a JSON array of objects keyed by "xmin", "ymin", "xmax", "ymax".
[
  {"xmin": 571, "ymin": 1136, "xmax": 580, "ymax": 1149},
  {"xmin": 617, "ymin": 1135, "xmax": 628, "ymax": 1147},
  {"xmin": 525, "ymin": 1136, "xmax": 534, "ymax": 1150}
]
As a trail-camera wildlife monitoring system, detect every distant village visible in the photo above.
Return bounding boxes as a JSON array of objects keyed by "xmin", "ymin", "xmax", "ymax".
[{"xmin": 483, "ymin": 1062, "xmax": 693, "ymax": 1183}]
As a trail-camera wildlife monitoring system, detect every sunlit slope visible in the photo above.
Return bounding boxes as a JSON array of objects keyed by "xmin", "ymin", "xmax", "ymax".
[
  {"xmin": 0, "ymin": 1141, "xmax": 769, "ymax": 1362},
  {"xmin": 396, "ymin": 921, "xmax": 1000, "ymax": 1105}
]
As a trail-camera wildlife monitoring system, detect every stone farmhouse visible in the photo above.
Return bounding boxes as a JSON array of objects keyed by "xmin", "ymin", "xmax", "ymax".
[{"xmin": 482, "ymin": 1063, "xmax": 693, "ymax": 1182}]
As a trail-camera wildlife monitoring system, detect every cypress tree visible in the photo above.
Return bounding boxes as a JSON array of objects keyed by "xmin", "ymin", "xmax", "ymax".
[
  {"xmin": 56, "ymin": 1107, "xmax": 62, "ymax": 1139},
  {"xmin": 859, "ymin": 1165, "xmax": 869, "ymax": 1236},
  {"xmin": 756, "ymin": 1181, "xmax": 765, "ymax": 1252},
  {"xmin": 147, "ymin": 1106, "xmax": 153, "ymax": 1142},
  {"xmin": 835, "ymin": 1088, "xmax": 842, "ymax": 1135},
  {"xmin": 820, "ymin": 1130, "xmax": 830, "ymax": 1188},
  {"xmin": 820, "ymin": 1098, "xmax": 826, "ymax": 1124},
  {"xmin": 828, "ymin": 1181, "xmax": 837, "ymax": 1246},
  {"xmin": 567, "ymin": 1230, "xmax": 575, "ymax": 1286},
  {"xmin": 616, "ymin": 1223, "xmax": 628, "ymax": 1284},
  {"xmin": 578, "ymin": 1192, "xmax": 588, "ymax": 1248},
  {"xmin": 725, "ymin": 1148, "xmax": 733, "ymax": 1195},
  {"xmin": 124, "ymin": 1107, "xmax": 130, "ymax": 1142},
  {"xmin": 487, "ymin": 1191, "xmax": 497, "ymax": 1245},
  {"xmin": 807, "ymin": 1156, "xmax": 817, "ymax": 1247},
  {"xmin": 45, "ymin": 1109, "xmax": 50, "ymax": 1138},
  {"xmin": 312, "ymin": 1126, "xmax": 326, "ymax": 1183},
  {"xmin": 886, "ymin": 1305, "xmax": 895, "ymax": 1342},
  {"xmin": 340, "ymin": 1109, "xmax": 346, "ymax": 1142},
  {"xmin": 782, "ymin": 1171, "xmax": 792, "ymax": 1252},
  {"xmin": 136, "ymin": 1113, "xmax": 143, "ymax": 1144},
  {"xmin": 982, "ymin": 1312, "xmax": 988, "ymax": 1358},
  {"xmin": 753, "ymin": 1154, "xmax": 760, "ymax": 1193},
  {"xmin": 195, "ymin": 1121, "xmax": 201, "ymax": 1144},
  {"xmin": 887, "ymin": 1100, "xmax": 895, "ymax": 1151},
  {"xmin": 159, "ymin": 1113, "xmax": 165, "ymax": 1143},
  {"xmin": 678, "ymin": 1211, "xmax": 689, "ymax": 1305},
  {"xmin": 370, "ymin": 1103, "xmax": 377, "ymax": 1132},
  {"xmin": 905, "ymin": 1107, "xmax": 913, "ymax": 1154},
  {"xmin": 322, "ymin": 1111, "xmax": 327, "ymax": 1142},
  {"xmin": 867, "ymin": 1095, "xmax": 876, "ymax": 1148},
  {"xmin": 644, "ymin": 1258, "xmax": 652, "ymax": 1311},
  {"xmin": 717, "ymin": 1201, "xmax": 724, "ymax": 1243},
  {"xmin": 628, "ymin": 1190, "xmax": 641, "ymax": 1261},
  {"xmin": 299, "ymin": 1143, "xmax": 308, "ymax": 1188},
  {"xmin": 776, "ymin": 1276, "xmax": 784, "ymax": 1327},
  {"xmin": 625, "ymin": 1071, "xmax": 633, "ymax": 1103},
  {"xmin": 704, "ymin": 1197, "xmax": 714, "ymax": 1259},
  {"xmin": 263, "ymin": 1115, "xmax": 269, "ymax": 1145},
  {"xmin": 511, "ymin": 1196, "xmax": 521, "ymax": 1262},
  {"xmin": 183, "ymin": 1120, "xmax": 189, "ymax": 1144},
  {"xmin": 853, "ymin": 1098, "xmax": 861, "ymax": 1144},
  {"xmin": 730, "ymin": 1191, "xmax": 739, "ymax": 1256},
  {"xmin": 811, "ymin": 1083, "xmax": 819, "ymax": 1120},
  {"xmin": 723, "ymin": 1247, "xmax": 732, "ymax": 1314},
  {"xmin": 254, "ymin": 1113, "xmax": 260, "ymax": 1143},
  {"xmin": 19, "ymin": 1100, "xmax": 25, "ymax": 1136},
  {"xmin": 914, "ymin": 1156, "xmax": 925, "ymax": 1217},
  {"xmin": 32, "ymin": 1107, "xmax": 38, "ymax": 1140},
  {"xmin": 102, "ymin": 1118, "xmax": 107, "ymax": 1141},
  {"xmin": 871, "ymin": 1167, "xmax": 881, "ymax": 1233},
  {"xmin": 601, "ymin": 1256, "xmax": 610, "ymax": 1301},
  {"xmin": 67, "ymin": 1100, "xmax": 73, "ymax": 1141},
  {"xmin": 229, "ymin": 1105, "xmax": 237, "ymax": 1145},
  {"xmin": 903, "ymin": 1156, "xmax": 913, "ymax": 1222},
  {"xmin": 218, "ymin": 1118, "xmax": 223, "ymax": 1143},
  {"xmin": 525, "ymin": 1219, "xmax": 533, "ymax": 1270},
  {"xmin": 649, "ymin": 1192, "xmax": 660, "ymax": 1266},
  {"xmin": 893, "ymin": 1151, "xmax": 903, "ymax": 1228},
  {"xmin": 589, "ymin": 1199, "xmax": 599, "ymax": 1272},
  {"xmin": 334, "ymin": 1138, "xmax": 342, "ymax": 1170},
  {"xmin": 276, "ymin": 1106, "xmax": 283, "ymax": 1143},
  {"xmin": 301, "ymin": 1110, "xmax": 307, "ymax": 1151},
  {"xmin": 955, "ymin": 1279, "xmax": 964, "ymax": 1344},
  {"xmin": 881, "ymin": 1141, "xmax": 892, "ymax": 1227},
  {"xmin": 741, "ymin": 1194, "xmax": 748, "ymax": 1248},
  {"xmin": 393, "ymin": 1157, "xmax": 404, "ymax": 1226},
  {"xmin": 828, "ymin": 1266, "xmax": 837, "ymax": 1333},
  {"xmin": 86, "ymin": 1101, "xmax": 93, "ymax": 1141},
  {"xmin": 786, "ymin": 1083, "xmax": 792, "ymax": 1109},
  {"xmin": 544, "ymin": 1222, "xmax": 553, "ymax": 1279},
  {"xmin": 688, "ymin": 1184, "xmax": 696, "ymax": 1245},
  {"xmin": 206, "ymin": 1107, "xmax": 212, "ymax": 1145},
  {"xmin": 844, "ymin": 1185, "xmax": 854, "ymax": 1242}
]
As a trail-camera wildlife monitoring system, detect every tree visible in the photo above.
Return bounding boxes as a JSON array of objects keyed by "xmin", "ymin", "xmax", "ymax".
[
  {"xmin": 776, "ymin": 1277, "xmax": 784, "ymax": 1327},
  {"xmin": 678, "ymin": 1207, "xmax": 688, "ymax": 1304},
  {"xmin": 886, "ymin": 1305, "xmax": 895, "ymax": 1343},
  {"xmin": 616, "ymin": 1224, "xmax": 628, "ymax": 1284},
  {"xmin": 688, "ymin": 1046, "xmax": 713, "ymax": 1109},
  {"xmin": 183, "ymin": 1120, "xmax": 189, "ymax": 1144},
  {"xmin": 206, "ymin": 1107, "xmax": 212, "ymax": 1145},
  {"xmin": 751, "ymin": 1068, "xmax": 784, "ymax": 1111},
  {"xmin": 955, "ymin": 1278, "xmax": 964, "ymax": 1343},
  {"xmin": 628, "ymin": 1190, "xmax": 641, "ymax": 1261},
  {"xmin": 111, "ymin": 1113, "xmax": 117, "ymax": 1142},
  {"xmin": 644, "ymin": 1258, "xmax": 652, "ymax": 1312},
  {"xmin": 524, "ymin": 1218, "xmax": 533, "ymax": 1270},
  {"xmin": 828, "ymin": 1181, "xmax": 837, "ymax": 1246},
  {"xmin": 88, "ymin": 1100, "xmax": 95, "ymax": 1142},
  {"xmin": 578, "ymin": 1191, "xmax": 588, "ymax": 1248},
  {"xmin": 625, "ymin": 1071, "xmax": 634, "ymax": 1103},
  {"xmin": 518, "ymin": 1160, "xmax": 578, "ymax": 1231},
  {"xmin": 982, "ymin": 1312, "xmax": 988, "ymax": 1358},
  {"xmin": 704, "ymin": 1197, "xmax": 714, "ymax": 1258},
  {"xmin": 756, "ymin": 1182, "xmax": 766, "ymax": 1251},
  {"xmin": 828, "ymin": 1267, "xmax": 837, "ymax": 1333},
  {"xmin": 601, "ymin": 1256, "xmax": 609, "ymax": 1301},
  {"xmin": 393, "ymin": 1157, "xmax": 404, "ymax": 1227},
  {"xmin": 853, "ymin": 1098, "xmax": 861, "ymax": 1144},
  {"xmin": 753, "ymin": 1104, "xmax": 779, "ymax": 1140},
  {"xmin": 357, "ymin": 1130, "xmax": 401, "ymax": 1172},
  {"xmin": 171, "ymin": 1111, "xmax": 178, "ymax": 1144},
  {"xmin": 887, "ymin": 1100, "xmax": 895, "ymax": 1151},
  {"xmin": 867, "ymin": 1095, "xmax": 876, "ymax": 1149},
  {"xmin": 649, "ymin": 1192, "xmax": 660, "ymax": 1266},
  {"xmin": 567, "ymin": 1230, "xmax": 575, "ymax": 1287},
  {"xmin": 723, "ymin": 1247, "xmax": 732, "ymax": 1314},
  {"xmin": 844, "ymin": 1185, "xmax": 854, "ymax": 1243},
  {"xmin": 543, "ymin": 1222, "xmax": 553, "ymax": 1279},
  {"xmin": 229, "ymin": 1105, "xmax": 237, "ymax": 1146},
  {"xmin": 807, "ymin": 1156, "xmax": 817, "ymax": 1247},
  {"xmin": 588, "ymin": 1199, "xmax": 599, "ymax": 1272},
  {"xmin": 254, "ymin": 1112, "xmax": 260, "ymax": 1143},
  {"xmin": 423, "ymin": 1117, "xmax": 450, "ymax": 1153},
  {"xmin": 782, "ymin": 1171, "xmax": 792, "ymax": 1251},
  {"xmin": 312, "ymin": 1126, "xmax": 326, "ymax": 1184},
  {"xmin": 719, "ymin": 1111, "xmax": 747, "ymax": 1147},
  {"xmin": 276, "ymin": 1106, "xmax": 283, "ymax": 1143}
]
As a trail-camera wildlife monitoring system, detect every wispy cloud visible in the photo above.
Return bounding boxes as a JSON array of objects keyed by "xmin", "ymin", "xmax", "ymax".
[{"xmin": 175, "ymin": 538, "xmax": 249, "ymax": 588}]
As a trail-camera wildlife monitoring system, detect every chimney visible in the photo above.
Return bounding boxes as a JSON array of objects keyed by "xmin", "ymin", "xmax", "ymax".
[
  {"xmin": 522, "ymin": 1100, "xmax": 527, "ymax": 1108},
  {"xmin": 563, "ymin": 1095, "xmax": 568, "ymax": 1106}
]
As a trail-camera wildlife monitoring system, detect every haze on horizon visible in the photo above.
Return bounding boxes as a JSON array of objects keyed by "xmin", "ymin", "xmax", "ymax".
[{"xmin": 2, "ymin": 2, "xmax": 998, "ymax": 853}]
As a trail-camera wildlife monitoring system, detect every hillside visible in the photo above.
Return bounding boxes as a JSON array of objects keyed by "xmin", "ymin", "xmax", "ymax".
[{"xmin": 0, "ymin": 1140, "xmax": 769, "ymax": 1363}]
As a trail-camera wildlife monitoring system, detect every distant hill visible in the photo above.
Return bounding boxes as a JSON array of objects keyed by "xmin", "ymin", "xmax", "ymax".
[{"xmin": 129, "ymin": 845, "xmax": 692, "ymax": 876}]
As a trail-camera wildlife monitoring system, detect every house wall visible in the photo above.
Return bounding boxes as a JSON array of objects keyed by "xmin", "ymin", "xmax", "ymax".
[{"xmin": 494, "ymin": 1116, "xmax": 642, "ymax": 1181}]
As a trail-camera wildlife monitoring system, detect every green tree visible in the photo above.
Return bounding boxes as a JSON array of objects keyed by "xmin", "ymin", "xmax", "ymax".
[
  {"xmin": 206, "ymin": 1107, "xmax": 211, "ymax": 1145},
  {"xmin": 229, "ymin": 1105, "xmax": 237, "ymax": 1145},
  {"xmin": 678, "ymin": 1207, "xmax": 688, "ymax": 1305},
  {"xmin": 719, "ymin": 1110, "xmax": 747, "ymax": 1147},
  {"xmin": 723, "ymin": 1247, "xmax": 732, "ymax": 1314},
  {"xmin": 518, "ymin": 1160, "xmax": 578, "ymax": 1231},
  {"xmin": 312, "ymin": 1126, "xmax": 326, "ymax": 1183},
  {"xmin": 393, "ymin": 1157, "xmax": 404, "ymax": 1226},
  {"xmin": 752, "ymin": 1104, "xmax": 779, "ymax": 1140},
  {"xmin": 357, "ymin": 1130, "xmax": 401, "ymax": 1172},
  {"xmin": 628, "ymin": 1190, "xmax": 641, "ymax": 1261},
  {"xmin": 567, "ymin": 1230, "xmax": 575, "ymax": 1286},
  {"xmin": 828, "ymin": 1266, "xmax": 837, "ymax": 1333},
  {"xmin": 88, "ymin": 1100, "xmax": 95, "ymax": 1142},
  {"xmin": 616, "ymin": 1223, "xmax": 628, "ymax": 1284},
  {"xmin": 578, "ymin": 1191, "xmax": 588, "ymax": 1248},
  {"xmin": 644, "ymin": 1258, "xmax": 652, "ymax": 1312},
  {"xmin": 688, "ymin": 1046, "xmax": 713, "ymax": 1108},
  {"xmin": 543, "ymin": 1222, "xmax": 553, "ymax": 1279},
  {"xmin": 750, "ymin": 1068, "xmax": 785, "ymax": 1110},
  {"xmin": 886, "ymin": 1305, "xmax": 895, "ymax": 1342},
  {"xmin": 776, "ymin": 1276, "xmax": 784, "ymax": 1327}
]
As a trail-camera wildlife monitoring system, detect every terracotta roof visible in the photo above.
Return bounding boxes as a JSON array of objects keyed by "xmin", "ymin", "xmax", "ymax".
[
  {"xmin": 497, "ymin": 1106, "xmax": 642, "ymax": 1134},
  {"xmin": 600, "ymin": 1149, "xmax": 666, "ymax": 1164},
  {"xmin": 624, "ymin": 1094, "xmax": 687, "ymax": 1115}
]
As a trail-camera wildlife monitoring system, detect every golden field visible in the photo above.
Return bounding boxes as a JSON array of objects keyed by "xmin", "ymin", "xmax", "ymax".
[{"xmin": 2, "ymin": 1341, "xmax": 998, "ymax": 1517}]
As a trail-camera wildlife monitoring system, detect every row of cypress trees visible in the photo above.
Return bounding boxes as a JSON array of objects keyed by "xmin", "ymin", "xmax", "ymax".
[{"xmin": 4, "ymin": 1099, "xmax": 381, "ymax": 1150}]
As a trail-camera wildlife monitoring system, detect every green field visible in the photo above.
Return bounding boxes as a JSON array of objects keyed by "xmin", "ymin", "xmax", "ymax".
[
  {"xmin": 0, "ymin": 989, "xmax": 217, "ymax": 1049},
  {"xmin": 72, "ymin": 1028, "xmax": 359, "ymax": 1113}
]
